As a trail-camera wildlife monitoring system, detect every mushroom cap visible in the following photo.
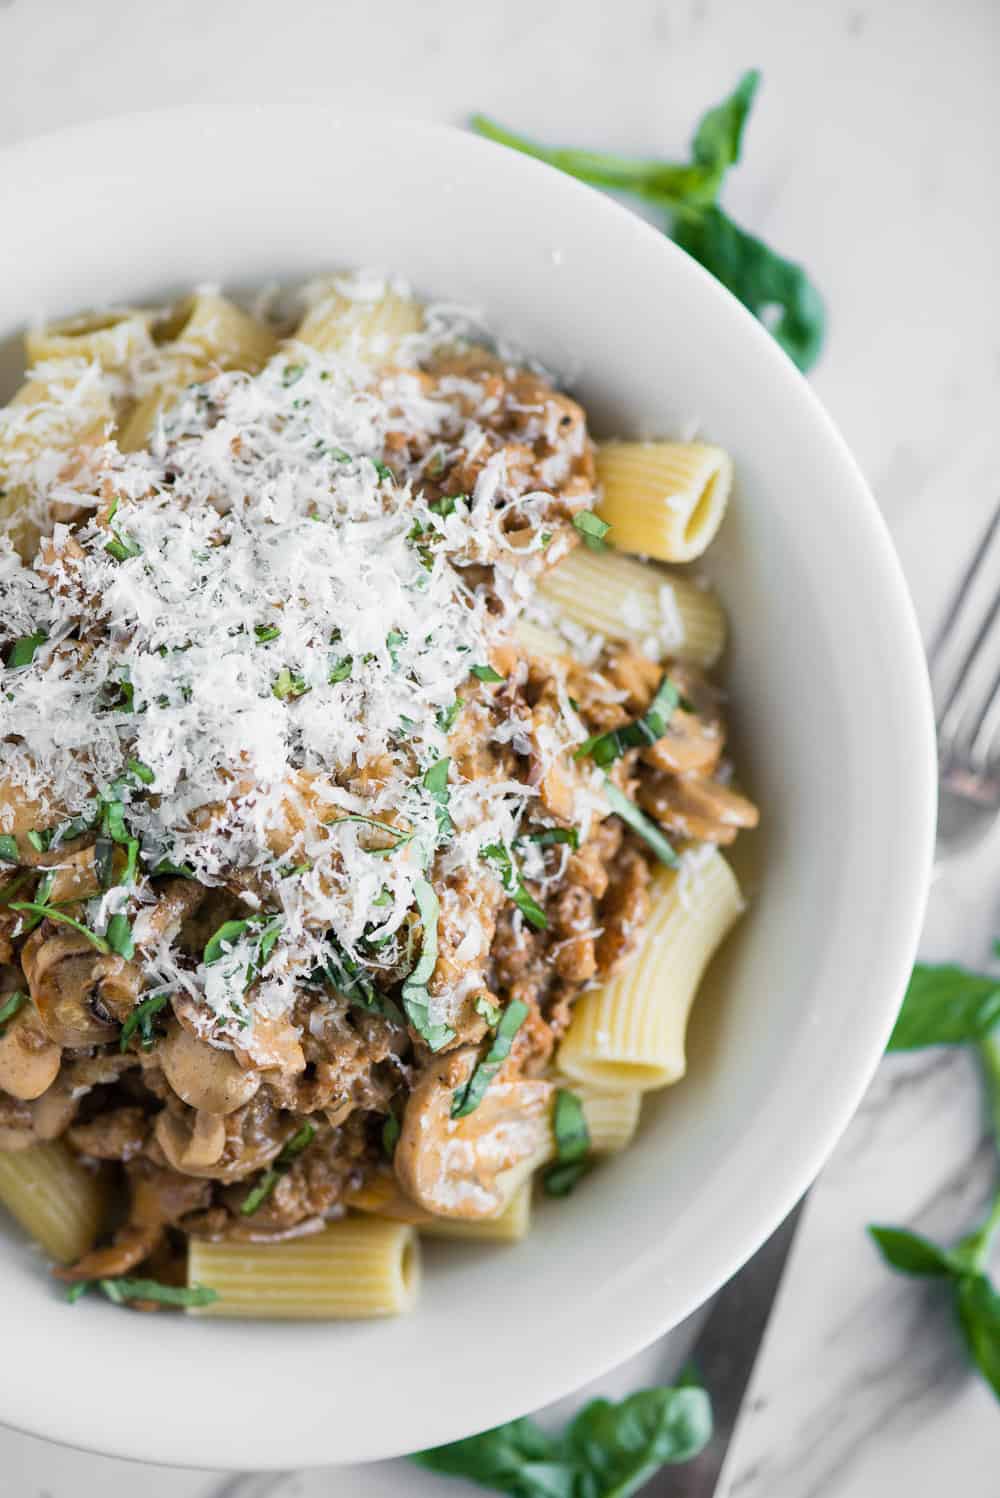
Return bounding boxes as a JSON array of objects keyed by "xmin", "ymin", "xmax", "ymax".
[
  {"xmin": 0, "ymin": 1002, "xmax": 61, "ymax": 1100},
  {"xmin": 159, "ymin": 1022, "xmax": 261, "ymax": 1115}
]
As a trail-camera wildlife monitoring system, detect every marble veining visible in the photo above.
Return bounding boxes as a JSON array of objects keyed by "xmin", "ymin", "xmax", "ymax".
[{"xmin": 1, "ymin": 0, "xmax": 999, "ymax": 1493}]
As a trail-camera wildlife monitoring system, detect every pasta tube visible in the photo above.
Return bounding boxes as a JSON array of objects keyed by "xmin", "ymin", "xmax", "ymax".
[
  {"xmin": 537, "ymin": 546, "xmax": 726, "ymax": 668},
  {"xmin": 596, "ymin": 441, "xmax": 733, "ymax": 563},
  {"xmin": 187, "ymin": 1217, "xmax": 419, "ymax": 1319},
  {"xmin": 0, "ymin": 1141, "xmax": 107, "ymax": 1264},
  {"xmin": 25, "ymin": 309, "xmax": 154, "ymax": 374},
  {"xmin": 293, "ymin": 279, "xmax": 423, "ymax": 362},
  {"xmin": 349, "ymin": 1168, "xmax": 534, "ymax": 1243},
  {"xmin": 558, "ymin": 849, "xmax": 743, "ymax": 1091}
]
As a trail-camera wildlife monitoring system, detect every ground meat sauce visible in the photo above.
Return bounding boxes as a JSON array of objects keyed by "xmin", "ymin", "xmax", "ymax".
[{"xmin": 0, "ymin": 278, "xmax": 758, "ymax": 1293}]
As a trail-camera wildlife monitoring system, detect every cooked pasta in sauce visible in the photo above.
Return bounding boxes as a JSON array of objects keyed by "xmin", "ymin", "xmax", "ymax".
[{"xmin": 0, "ymin": 276, "xmax": 758, "ymax": 1316}]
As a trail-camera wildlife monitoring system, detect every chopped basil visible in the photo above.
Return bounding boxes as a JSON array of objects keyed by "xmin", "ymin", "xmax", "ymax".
[
  {"xmin": 9, "ymin": 903, "xmax": 110, "ymax": 953},
  {"xmin": 26, "ymin": 829, "xmax": 50, "ymax": 853},
  {"xmin": 423, "ymin": 757, "xmax": 453, "ymax": 844},
  {"xmin": 94, "ymin": 837, "xmax": 115, "ymax": 890},
  {"xmin": 572, "ymin": 511, "xmax": 611, "ymax": 552},
  {"xmin": 430, "ymin": 493, "xmax": 459, "ymax": 517},
  {"xmin": 371, "ymin": 459, "xmax": 394, "ymax": 482},
  {"xmin": 401, "ymin": 876, "xmax": 454, "ymax": 1050},
  {"xmin": 0, "ymin": 870, "xmax": 32, "ymax": 906},
  {"xmin": 481, "ymin": 843, "xmax": 548, "ymax": 930},
  {"xmin": 603, "ymin": 781, "xmax": 679, "ymax": 868},
  {"xmin": 204, "ymin": 914, "xmax": 282, "ymax": 979},
  {"xmin": 539, "ymin": 530, "xmax": 553, "ymax": 548},
  {"xmin": 67, "ymin": 1277, "xmax": 219, "ymax": 1309},
  {"xmin": 7, "ymin": 630, "xmax": 47, "ymax": 669},
  {"xmin": 543, "ymin": 1088, "xmax": 592, "ymax": 1197},
  {"xmin": 282, "ymin": 363, "xmax": 305, "ymax": 387},
  {"xmin": 241, "ymin": 1122, "xmax": 317, "ymax": 1216},
  {"xmin": 328, "ymin": 654, "xmax": 353, "ymax": 683},
  {"xmin": 470, "ymin": 664, "xmax": 505, "ymax": 684},
  {"xmin": 105, "ymin": 912, "xmax": 135, "ymax": 959},
  {"xmin": 126, "ymin": 758, "xmax": 155, "ymax": 785},
  {"xmin": 272, "ymin": 668, "xmax": 309, "ymax": 700},
  {"xmin": 119, "ymin": 991, "xmax": 170, "ymax": 1052},
  {"xmin": 527, "ymin": 827, "xmax": 580, "ymax": 850},
  {"xmin": 382, "ymin": 1113, "xmax": 401, "ymax": 1158},
  {"xmin": 0, "ymin": 835, "xmax": 19, "ymax": 864},
  {"xmin": 0, "ymin": 990, "xmax": 26, "ymax": 1033},
  {"xmin": 575, "ymin": 675, "xmax": 683, "ymax": 767},
  {"xmin": 436, "ymin": 697, "xmax": 464, "ymax": 733},
  {"xmin": 254, "ymin": 624, "xmax": 281, "ymax": 644},
  {"xmin": 386, "ymin": 629, "xmax": 406, "ymax": 667},
  {"xmin": 451, "ymin": 999, "xmax": 529, "ymax": 1118},
  {"xmin": 328, "ymin": 813, "xmax": 412, "ymax": 854},
  {"xmin": 104, "ymin": 528, "xmax": 142, "ymax": 563},
  {"xmin": 474, "ymin": 994, "xmax": 502, "ymax": 1027}
]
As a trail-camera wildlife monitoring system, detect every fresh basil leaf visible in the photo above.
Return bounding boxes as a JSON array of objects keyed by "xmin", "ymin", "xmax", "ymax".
[
  {"xmin": 9, "ymin": 903, "xmax": 110, "ymax": 953},
  {"xmin": 7, "ymin": 630, "xmax": 48, "ymax": 669},
  {"xmin": 0, "ymin": 990, "xmax": 26, "ymax": 1033},
  {"xmin": 563, "ymin": 1385, "xmax": 713, "ymax": 1492},
  {"xmin": 414, "ymin": 1383, "xmax": 712, "ymax": 1497},
  {"xmin": 867, "ymin": 1225, "xmax": 964, "ymax": 1279},
  {"xmin": 475, "ymin": 994, "xmax": 503, "ymax": 1027},
  {"xmin": 452, "ymin": 999, "xmax": 530, "ymax": 1118},
  {"xmin": 105, "ymin": 530, "xmax": 142, "ymax": 563},
  {"xmin": 572, "ymin": 511, "xmax": 611, "ymax": 552},
  {"xmin": 527, "ymin": 827, "xmax": 579, "ymax": 851},
  {"xmin": 887, "ymin": 963, "xmax": 1000, "ymax": 1050},
  {"xmin": 481, "ymin": 843, "xmax": 548, "ymax": 930},
  {"xmin": 105, "ymin": 912, "xmax": 135, "ymax": 959},
  {"xmin": 544, "ymin": 1087, "xmax": 592, "ymax": 1198},
  {"xmin": 120, "ymin": 991, "xmax": 170, "ymax": 1052},
  {"xmin": 328, "ymin": 813, "xmax": 412, "ymax": 853},
  {"xmin": 471, "ymin": 664, "xmax": 505, "ymax": 683},
  {"xmin": 423, "ymin": 757, "xmax": 453, "ymax": 844},
  {"xmin": 576, "ymin": 675, "xmax": 682, "ymax": 767},
  {"xmin": 0, "ymin": 835, "xmax": 19, "ymax": 864},
  {"xmin": 26, "ymin": 828, "xmax": 51, "ymax": 853},
  {"xmin": 955, "ymin": 1273, "xmax": 1000, "ymax": 1400},
  {"xmin": 126, "ymin": 758, "xmax": 155, "ymax": 785},
  {"xmin": 241, "ymin": 1122, "xmax": 316, "ymax": 1216},
  {"xmin": 382, "ymin": 1113, "xmax": 401, "ymax": 1158},
  {"xmin": 690, "ymin": 68, "xmax": 759, "ymax": 183},
  {"xmin": 401, "ymin": 876, "xmax": 454, "ymax": 1050},
  {"xmin": 436, "ymin": 697, "xmax": 464, "ymax": 733},
  {"xmin": 328, "ymin": 654, "xmax": 353, "ymax": 683},
  {"xmin": 673, "ymin": 206, "xmax": 825, "ymax": 373},
  {"xmin": 603, "ymin": 781, "xmax": 679, "ymax": 868},
  {"xmin": 254, "ymin": 624, "xmax": 281, "ymax": 644},
  {"xmin": 272, "ymin": 667, "xmax": 309, "ymax": 700},
  {"xmin": 72, "ymin": 1277, "xmax": 219, "ymax": 1309},
  {"xmin": 203, "ymin": 918, "xmax": 257, "ymax": 965}
]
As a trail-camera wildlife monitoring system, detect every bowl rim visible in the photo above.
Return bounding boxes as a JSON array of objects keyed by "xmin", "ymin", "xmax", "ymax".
[{"xmin": 0, "ymin": 101, "xmax": 937, "ymax": 1470}]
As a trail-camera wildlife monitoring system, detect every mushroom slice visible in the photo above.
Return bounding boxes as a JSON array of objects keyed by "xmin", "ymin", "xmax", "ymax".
[
  {"xmin": 20, "ymin": 928, "xmax": 120, "ymax": 1047},
  {"xmin": 54, "ymin": 1223, "xmax": 161, "ymax": 1283},
  {"xmin": 395, "ymin": 1047, "xmax": 555, "ymax": 1219},
  {"xmin": 159, "ymin": 1022, "xmax": 260, "ymax": 1115},
  {"xmin": 640, "ymin": 667, "xmax": 725, "ymax": 776},
  {"xmin": 154, "ymin": 1107, "xmax": 227, "ymax": 1172},
  {"xmin": 637, "ymin": 773, "xmax": 759, "ymax": 846},
  {"xmin": 0, "ymin": 1001, "xmax": 61, "ymax": 1100}
]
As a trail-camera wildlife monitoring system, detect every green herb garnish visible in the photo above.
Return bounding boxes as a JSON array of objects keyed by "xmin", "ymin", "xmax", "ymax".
[
  {"xmin": 470, "ymin": 664, "xmax": 505, "ymax": 684},
  {"xmin": 328, "ymin": 654, "xmax": 353, "ymax": 683},
  {"xmin": 105, "ymin": 912, "xmax": 135, "ymax": 959},
  {"xmin": 543, "ymin": 1087, "xmax": 592, "ymax": 1196},
  {"xmin": 7, "ymin": 630, "xmax": 47, "ymax": 669},
  {"xmin": 0, "ymin": 991, "xmax": 27, "ymax": 1033},
  {"xmin": 272, "ymin": 668, "xmax": 309, "ymax": 700},
  {"xmin": 576, "ymin": 675, "xmax": 683, "ymax": 768},
  {"xmin": 0, "ymin": 835, "xmax": 19, "ymax": 864},
  {"xmin": 241, "ymin": 1123, "xmax": 317, "ymax": 1216},
  {"xmin": 401, "ymin": 876, "xmax": 454, "ymax": 1050},
  {"xmin": 414, "ymin": 1381, "xmax": 712, "ymax": 1495},
  {"xmin": 603, "ymin": 781, "xmax": 679, "ymax": 868},
  {"xmin": 282, "ymin": 363, "xmax": 305, "ymax": 387},
  {"xmin": 126, "ymin": 758, "xmax": 155, "ymax": 785},
  {"xmin": 472, "ymin": 71, "xmax": 825, "ymax": 372},
  {"xmin": 104, "ymin": 499, "xmax": 142, "ymax": 563},
  {"xmin": 481, "ymin": 843, "xmax": 548, "ymax": 930},
  {"xmin": 120, "ymin": 991, "xmax": 170, "ymax": 1052},
  {"xmin": 436, "ymin": 697, "xmax": 464, "ymax": 733},
  {"xmin": 26, "ymin": 828, "xmax": 50, "ymax": 853},
  {"xmin": 474, "ymin": 994, "xmax": 502, "ymax": 1027},
  {"xmin": 254, "ymin": 624, "xmax": 281, "ymax": 644},
  {"xmin": 451, "ymin": 999, "xmax": 529, "ymax": 1118},
  {"xmin": 527, "ymin": 827, "xmax": 580, "ymax": 851},
  {"xmin": 67, "ymin": 1277, "xmax": 219, "ymax": 1309},
  {"xmin": 886, "ymin": 963, "xmax": 1000, "ymax": 1050},
  {"xmin": 423, "ymin": 757, "xmax": 453, "ymax": 845},
  {"xmin": 9, "ymin": 903, "xmax": 110, "ymax": 953},
  {"xmin": 572, "ymin": 511, "xmax": 611, "ymax": 552},
  {"xmin": 382, "ymin": 1113, "xmax": 401, "ymax": 1158}
]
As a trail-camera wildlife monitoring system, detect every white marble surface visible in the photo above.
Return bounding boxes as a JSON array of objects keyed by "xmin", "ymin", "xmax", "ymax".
[{"xmin": 1, "ymin": 0, "xmax": 999, "ymax": 1493}]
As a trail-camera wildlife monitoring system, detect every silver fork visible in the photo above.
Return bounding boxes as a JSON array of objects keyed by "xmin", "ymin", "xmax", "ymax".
[{"xmin": 931, "ymin": 498, "xmax": 1000, "ymax": 851}]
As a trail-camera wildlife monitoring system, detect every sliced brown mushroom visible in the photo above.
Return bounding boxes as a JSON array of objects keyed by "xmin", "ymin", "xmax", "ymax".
[
  {"xmin": 0, "ymin": 1001, "xmax": 61, "ymax": 1099},
  {"xmin": 640, "ymin": 666, "xmax": 726, "ymax": 776},
  {"xmin": 21, "ymin": 927, "xmax": 119, "ymax": 1047},
  {"xmin": 232, "ymin": 1011, "xmax": 306, "ymax": 1079},
  {"xmin": 394, "ymin": 1047, "xmax": 556, "ymax": 1219},
  {"xmin": 54, "ymin": 1223, "xmax": 161, "ymax": 1283},
  {"xmin": 154, "ymin": 1107, "xmax": 227, "ymax": 1172},
  {"xmin": 637, "ymin": 772, "xmax": 759, "ymax": 846},
  {"xmin": 158, "ymin": 1022, "xmax": 261, "ymax": 1115}
]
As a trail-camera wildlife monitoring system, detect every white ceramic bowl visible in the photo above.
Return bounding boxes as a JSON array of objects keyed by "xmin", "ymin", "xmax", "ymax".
[{"xmin": 0, "ymin": 105, "xmax": 935, "ymax": 1470}]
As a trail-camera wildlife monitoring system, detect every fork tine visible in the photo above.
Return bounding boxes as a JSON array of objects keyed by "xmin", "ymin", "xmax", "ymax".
[{"xmin": 931, "ymin": 498, "xmax": 1000, "ymax": 732}]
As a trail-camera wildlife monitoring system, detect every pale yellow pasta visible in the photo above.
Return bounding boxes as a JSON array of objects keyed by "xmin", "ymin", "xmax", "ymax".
[
  {"xmin": 537, "ymin": 546, "xmax": 726, "ymax": 669},
  {"xmin": 575, "ymin": 1084, "xmax": 642, "ymax": 1153},
  {"xmin": 595, "ymin": 441, "xmax": 733, "ymax": 563},
  {"xmin": 0, "ymin": 1141, "xmax": 107, "ymax": 1264},
  {"xmin": 187, "ymin": 1217, "xmax": 419, "ymax": 1319},
  {"xmin": 25, "ymin": 309, "xmax": 155, "ymax": 374},
  {"xmin": 293, "ymin": 279, "xmax": 423, "ymax": 362},
  {"xmin": 514, "ymin": 615, "xmax": 571, "ymax": 660},
  {"xmin": 118, "ymin": 292, "xmax": 276, "ymax": 452},
  {"xmin": 558, "ymin": 850, "xmax": 743, "ymax": 1091}
]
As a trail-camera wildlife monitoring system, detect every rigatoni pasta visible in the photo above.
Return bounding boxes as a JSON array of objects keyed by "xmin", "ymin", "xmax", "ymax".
[{"xmin": 0, "ymin": 270, "xmax": 756, "ymax": 1320}]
